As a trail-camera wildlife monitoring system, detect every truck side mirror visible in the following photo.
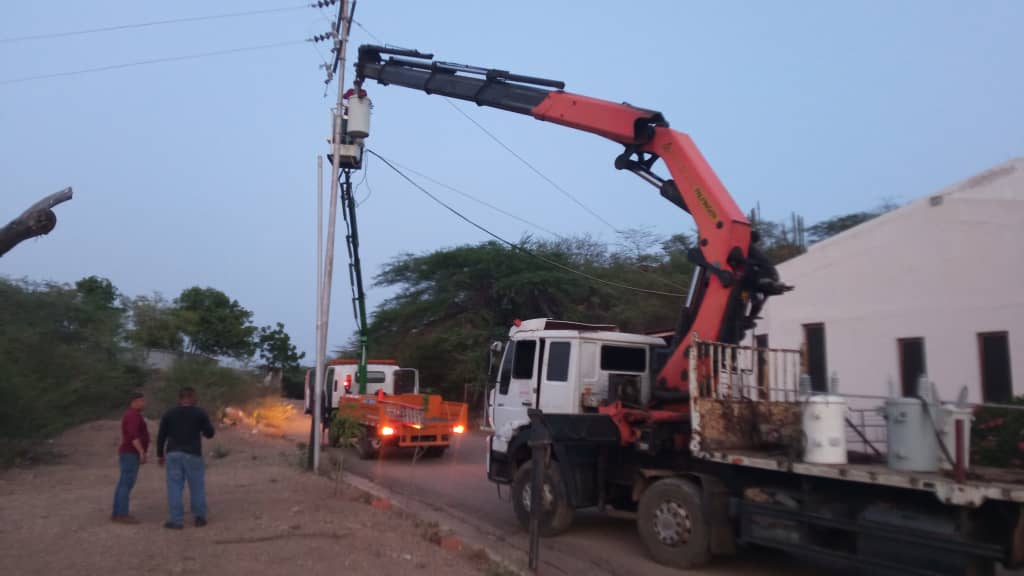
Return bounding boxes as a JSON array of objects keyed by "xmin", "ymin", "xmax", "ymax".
[{"xmin": 487, "ymin": 341, "xmax": 504, "ymax": 380}]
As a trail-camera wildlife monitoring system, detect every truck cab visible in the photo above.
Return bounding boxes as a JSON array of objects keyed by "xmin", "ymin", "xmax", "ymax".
[
  {"xmin": 487, "ymin": 319, "xmax": 665, "ymax": 470},
  {"xmin": 304, "ymin": 359, "xmax": 420, "ymax": 415}
]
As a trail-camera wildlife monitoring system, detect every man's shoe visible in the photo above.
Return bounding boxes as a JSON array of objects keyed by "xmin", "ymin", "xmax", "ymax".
[
  {"xmin": 194, "ymin": 517, "xmax": 207, "ymax": 528},
  {"xmin": 163, "ymin": 521, "xmax": 184, "ymax": 530},
  {"xmin": 111, "ymin": 515, "xmax": 140, "ymax": 525}
]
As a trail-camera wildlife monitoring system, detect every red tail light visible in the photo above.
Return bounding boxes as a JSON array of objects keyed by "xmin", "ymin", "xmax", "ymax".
[{"xmin": 344, "ymin": 373, "xmax": 352, "ymax": 393}]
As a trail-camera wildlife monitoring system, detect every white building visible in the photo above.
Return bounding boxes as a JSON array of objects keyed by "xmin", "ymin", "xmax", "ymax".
[{"xmin": 758, "ymin": 158, "xmax": 1023, "ymax": 406}]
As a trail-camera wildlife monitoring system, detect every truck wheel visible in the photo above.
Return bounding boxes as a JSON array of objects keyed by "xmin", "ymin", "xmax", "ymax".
[
  {"xmin": 511, "ymin": 462, "xmax": 574, "ymax": 537},
  {"xmin": 637, "ymin": 477, "xmax": 711, "ymax": 569},
  {"xmin": 423, "ymin": 446, "xmax": 447, "ymax": 458},
  {"xmin": 354, "ymin": 426, "xmax": 381, "ymax": 460}
]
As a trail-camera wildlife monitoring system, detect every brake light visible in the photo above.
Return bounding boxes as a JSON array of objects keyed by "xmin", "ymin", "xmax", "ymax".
[
  {"xmin": 453, "ymin": 424, "xmax": 465, "ymax": 435},
  {"xmin": 380, "ymin": 426, "xmax": 395, "ymax": 437},
  {"xmin": 344, "ymin": 373, "xmax": 352, "ymax": 393},
  {"xmin": 513, "ymin": 319, "xmax": 522, "ymax": 327}
]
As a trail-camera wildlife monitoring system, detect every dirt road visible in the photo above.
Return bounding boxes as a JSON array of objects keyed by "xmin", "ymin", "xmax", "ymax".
[{"xmin": 0, "ymin": 418, "xmax": 492, "ymax": 576}]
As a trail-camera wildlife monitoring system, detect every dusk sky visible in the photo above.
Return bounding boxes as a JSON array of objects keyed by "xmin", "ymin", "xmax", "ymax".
[{"xmin": 3, "ymin": 1, "xmax": 1022, "ymax": 359}]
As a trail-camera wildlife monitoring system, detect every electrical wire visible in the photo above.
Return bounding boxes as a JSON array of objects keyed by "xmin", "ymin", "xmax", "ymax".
[
  {"xmin": 352, "ymin": 20, "xmax": 382, "ymax": 43},
  {"xmin": 368, "ymin": 149, "xmax": 684, "ymax": 298},
  {"xmin": 354, "ymin": 155, "xmax": 373, "ymax": 206},
  {"xmin": 387, "ymin": 160, "xmax": 565, "ymax": 239},
  {"xmin": 443, "ymin": 98, "xmax": 621, "ymax": 233},
  {"xmin": 0, "ymin": 40, "xmax": 307, "ymax": 86},
  {"xmin": 0, "ymin": 3, "xmax": 314, "ymax": 44}
]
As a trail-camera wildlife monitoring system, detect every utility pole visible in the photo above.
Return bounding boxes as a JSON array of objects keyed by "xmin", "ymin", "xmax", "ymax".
[
  {"xmin": 310, "ymin": 0, "xmax": 353, "ymax": 473},
  {"xmin": 309, "ymin": 154, "xmax": 324, "ymax": 472}
]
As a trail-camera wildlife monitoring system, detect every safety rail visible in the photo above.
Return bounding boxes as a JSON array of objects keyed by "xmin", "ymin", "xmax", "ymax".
[{"xmin": 688, "ymin": 337, "xmax": 804, "ymax": 403}]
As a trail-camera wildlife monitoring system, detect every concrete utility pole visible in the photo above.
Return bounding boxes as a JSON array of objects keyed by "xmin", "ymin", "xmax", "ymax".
[
  {"xmin": 312, "ymin": 0, "xmax": 353, "ymax": 473},
  {"xmin": 310, "ymin": 155, "xmax": 324, "ymax": 472}
]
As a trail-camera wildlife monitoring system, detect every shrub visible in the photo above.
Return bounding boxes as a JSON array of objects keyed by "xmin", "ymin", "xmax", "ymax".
[
  {"xmin": 971, "ymin": 396, "xmax": 1024, "ymax": 468},
  {"xmin": 328, "ymin": 408, "xmax": 362, "ymax": 447},
  {"xmin": 147, "ymin": 356, "xmax": 261, "ymax": 420}
]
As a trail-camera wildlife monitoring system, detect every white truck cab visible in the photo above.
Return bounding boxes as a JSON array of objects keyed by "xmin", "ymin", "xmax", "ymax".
[
  {"xmin": 304, "ymin": 360, "xmax": 420, "ymax": 414},
  {"xmin": 487, "ymin": 318, "xmax": 665, "ymax": 453}
]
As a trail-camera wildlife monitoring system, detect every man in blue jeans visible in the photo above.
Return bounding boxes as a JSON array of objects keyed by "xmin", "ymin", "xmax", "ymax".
[
  {"xmin": 112, "ymin": 392, "xmax": 149, "ymax": 523},
  {"xmin": 156, "ymin": 387, "xmax": 215, "ymax": 529}
]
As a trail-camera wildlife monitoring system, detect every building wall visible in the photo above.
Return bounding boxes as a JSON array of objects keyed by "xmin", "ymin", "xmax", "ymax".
[{"xmin": 759, "ymin": 160, "xmax": 1024, "ymax": 406}]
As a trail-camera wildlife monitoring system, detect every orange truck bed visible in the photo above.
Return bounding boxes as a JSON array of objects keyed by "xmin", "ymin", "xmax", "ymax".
[{"xmin": 339, "ymin": 393, "xmax": 468, "ymax": 448}]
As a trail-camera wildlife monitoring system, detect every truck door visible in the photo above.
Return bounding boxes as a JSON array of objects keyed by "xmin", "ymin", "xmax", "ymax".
[
  {"xmin": 538, "ymin": 340, "xmax": 575, "ymax": 414},
  {"xmin": 323, "ymin": 366, "xmax": 336, "ymax": 411},
  {"xmin": 492, "ymin": 338, "xmax": 537, "ymax": 432}
]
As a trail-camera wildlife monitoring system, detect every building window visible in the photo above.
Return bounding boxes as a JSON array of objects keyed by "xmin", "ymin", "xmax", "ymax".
[
  {"xmin": 546, "ymin": 342, "xmax": 571, "ymax": 382},
  {"xmin": 979, "ymin": 332, "xmax": 1012, "ymax": 403},
  {"xmin": 512, "ymin": 339, "xmax": 537, "ymax": 380},
  {"xmin": 803, "ymin": 323, "xmax": 827, "ymax": 392},
  {"xmin": 898, "ymin": 338, "xmax": 927, "ymax": 397}
]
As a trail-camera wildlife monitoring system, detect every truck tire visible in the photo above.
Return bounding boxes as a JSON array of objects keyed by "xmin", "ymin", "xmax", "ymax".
[
  {"xmin": 422, "ymin": 446, "xmax": 447, "ymax": 459},
  {"xmin": 354, "ymin": 426, "xmax": 380, "ymax": 460},
  {"xmin": 511, "ymin": 461, "xmax": 574, "ymax": 537},
  {"xmin": 637, "ymin": 477, "xmax": 711, "ymax": 569}
]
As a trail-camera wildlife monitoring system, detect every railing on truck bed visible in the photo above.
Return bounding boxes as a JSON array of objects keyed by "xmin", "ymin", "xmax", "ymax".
[{"xmin": 687, "ymin": 336, "xmax": 1024, "ymax": 507}]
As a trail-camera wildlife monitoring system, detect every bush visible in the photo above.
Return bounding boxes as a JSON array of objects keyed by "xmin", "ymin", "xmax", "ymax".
[
  {"xmin": 0, "ymin": 278, "xmax": 145, "ymax": 464},
  {"xmin": 146, "ymin": 356, "xmax": 262, "ymax": 420},
  {"xmin": 328, "ymin": 408, "xmax": 362, "ymax": 447},
  {"xmin": 281, "ymin": 366, "xmax": 307, "ymax": 400},
  {"xmin": 249, "ymin": 397, "xmax": 296, "ymax": 429},
  {"xmin": 972, "ymin": 396, "xmax": 1024, "ymax": 468}
]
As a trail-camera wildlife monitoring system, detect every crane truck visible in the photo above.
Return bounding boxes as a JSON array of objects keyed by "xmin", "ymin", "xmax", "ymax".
[{"xmin": 352, "ymin": 45, "xmax": 1024, "ymax": 575}]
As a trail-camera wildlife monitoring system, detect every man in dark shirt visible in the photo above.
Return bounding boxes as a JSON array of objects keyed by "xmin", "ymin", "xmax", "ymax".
[
  {"xmin": 112, "ymin": 392, "xmax": 149, "ymax": 523},
  {"xmin": 156, "ymin": 387, "xmax": 215, "ymax": 529}
]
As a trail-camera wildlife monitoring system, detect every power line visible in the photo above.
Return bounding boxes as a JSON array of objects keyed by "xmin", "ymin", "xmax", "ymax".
[
  {"xmin": 368, "ymin": 149, "xmax": 685, "ymax": 298},
  {"xmin": 352, "ymin": 20, "xmax": 382, "ymax": 43},
  {"xmin": 388, "ymin": 160, "xmax": 565, "ymax": 239},
  {"xmin": 443, "ymin": 97, "xmax": 621, "ymax": 233},
  {"xmin": 0, "ymin": 40, "xmax": 307, "ymax": 86},
  {"xmin": 0, "ymin": 3, "xmax": 317, "ymax": 44}
]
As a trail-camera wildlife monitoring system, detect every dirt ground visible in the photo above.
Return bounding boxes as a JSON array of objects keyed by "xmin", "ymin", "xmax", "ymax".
[{"xmin": 0, "ymin": 418, "xmax": 495, "ymax": 576}]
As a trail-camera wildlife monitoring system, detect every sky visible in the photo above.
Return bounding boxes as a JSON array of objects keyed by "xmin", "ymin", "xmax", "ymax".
[{"xmin": 2, "ymin": 1, "xmax": 1023, "ymax": 360}]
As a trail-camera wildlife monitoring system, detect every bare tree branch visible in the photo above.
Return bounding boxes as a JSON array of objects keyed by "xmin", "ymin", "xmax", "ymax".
[{"xmin": 0, "ymin": 187, "xmax": 73, "ymax": 258}]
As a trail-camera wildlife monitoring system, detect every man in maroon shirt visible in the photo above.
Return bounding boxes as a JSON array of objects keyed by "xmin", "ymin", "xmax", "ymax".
[{"xmin": 112, "ymin": 392, "xmax": 149, "ymax": 523}]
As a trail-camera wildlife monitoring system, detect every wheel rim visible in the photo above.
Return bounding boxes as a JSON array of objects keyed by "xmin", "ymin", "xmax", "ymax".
[
  {"xmin": 370, "ymin": 438, "xmax": 381, "ymax": 450},
  {"xmin": 521, "ymin": 481, "xmax": 554, "ymax": 512},
  {"xmin": 652, "ymin": 500, "xmax": 691, "ymax": 547}
]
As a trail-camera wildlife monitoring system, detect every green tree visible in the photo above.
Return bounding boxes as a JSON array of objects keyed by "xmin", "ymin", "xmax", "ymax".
[
  {"xmin": 257, "ymin": 322, "xmax": 305, "ymax": 371},
  {"xmin": 0, "ymin": 278, "xmax": 142, "ymax": 460},
  {"xmin": 174, "ymin": 286, "xmax": 256, "ymax": 359},
  {"xmin": 354, "ymin": 236, "xmax": 691, "ymax": 400},
  {"xmin": 127, "ymin": 293, "xmax": 182, "ymax": 350},
  {"xmin": 74, "ymin": 275, "xmax": 119, "ymax": 308}
]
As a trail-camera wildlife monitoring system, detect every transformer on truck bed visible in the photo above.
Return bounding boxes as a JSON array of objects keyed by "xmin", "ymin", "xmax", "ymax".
[
  {"xmin": 353, "ymin": 44, "xmax": 1024, "ymax": 574},
  {"xmin": 305, "ymin": 359, "xmax": 468, "ymax": 459}
]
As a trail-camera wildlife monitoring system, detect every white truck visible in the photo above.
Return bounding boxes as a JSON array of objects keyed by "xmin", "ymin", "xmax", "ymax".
[
  {"xmin": 485, "ymin": 319, "xmax": 1024, "ymax": 575},
  {"xmin": 304, "ymin": 359, "xmax": 419, "ymax": 416}
]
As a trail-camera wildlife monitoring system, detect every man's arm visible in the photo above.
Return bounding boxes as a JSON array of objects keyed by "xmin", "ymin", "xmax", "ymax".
[
  {"xmin": 201, "ymin": 410, "xmax": 215, "ymax": 439},
  {"xmin": 156, "ymin": 413, "xmax": 168, "ymax": 460}
]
